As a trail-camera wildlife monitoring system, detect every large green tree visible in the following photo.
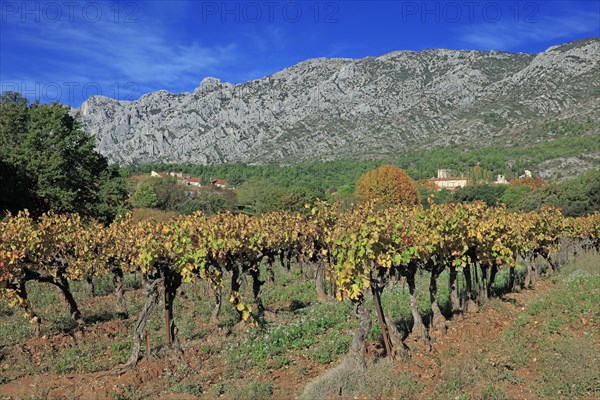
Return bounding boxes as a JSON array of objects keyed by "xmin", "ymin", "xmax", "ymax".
[
  {"xmin": 0, "ymin": 91, "xmax": 128, "ymax": 221},
  {"xmin": 538, "ymin": 169, "xmax": 600, "ymax": 217},
  {"xmin": 453, "ymin": 184, "xmax": 507, "ymax": 206},
  {"xmin": 131, "ymin": 176, "xmax": 186, "ymax": 210},
  {"xmin": 175, "ymin": 187, "xmax": 237, "ymax": 215},
  {"xmin": 237, "ymin": 177, "xmax": 323, "ymax": 214}
]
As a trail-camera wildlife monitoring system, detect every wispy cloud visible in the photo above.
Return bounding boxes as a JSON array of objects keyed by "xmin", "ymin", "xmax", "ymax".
[
  {"xmin": 2, "ymin": 16, "xmax": 238, "ymax": 102},
  {"xmin": 458, "ymin": 10, "xmax": 599, "ymax": 51},
  {"xmin": 241, "ymin": 25, "xmax": 286, "ymax": 52}
]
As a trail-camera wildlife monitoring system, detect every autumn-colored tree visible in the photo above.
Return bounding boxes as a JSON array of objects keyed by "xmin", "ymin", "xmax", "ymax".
[
  {"xmin": 355, "ymin": 165, "xmax": 419, "ymax": 207},
  {"xmin": 418, "ymin": 179, "xmax": 437, "ymax": 191},
  {"xmin": 509, "ymin": 176, "xmax": 545, "ymax": 189}
]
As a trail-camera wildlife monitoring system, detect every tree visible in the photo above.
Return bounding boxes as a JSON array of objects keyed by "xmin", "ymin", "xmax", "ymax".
[
  {"xmin": 176, "ymin": 187, "xmax": 237, "ymax": 215},
  {"xmin": 279, "ymin": 185, "xmax": 324, "ymax": 213},
  {"xmin": 0, "ymin": 92, "xmax": 35, "ymax": 214},
  {"xmin": 433, "ymin": 188, "xmax": 453, "ymax": 205},
  {"xmin": 453, "ymin": 185, "xmax": 507, "ymax": 206},
  {"xmin": 468, "ymin": 164, "xmax": 493, "ymax": 185},
  {"xmin": 355, "ymin": 165, "xmax": 419, "ymax": 208},
  {"xmin": 236, "ymin": 178, "xmax": 284, "ymax": 214},
  {"xmin": 0, "ymin": 91, "xmax": 28, "ymax": 149},
  {"xmin": 0, "ymin": 92, "xmax": 129, "ymax": 220},
  {"xmin": 508, "ymin": 176, "xmax": 545, "ymax": 189},
  {"xmin": 152, "ymin": 177, "xmax": 186, "ymax": 210},
  {"xmin": 94, "ymin": 165, "xmax": 131, "ymax": 224},
  {"xmin": 131, "ymin": 178, "xmax": 159, "ymax": 208},
  {"xmin": 0, "ymin": 159, "xmax": 36, "ymax": 213},
  {"xmin": 540, "ymin": 168, "xmax": 600, "ymax": 217},
  {"xmin": 521, "ymin": 190, "xmax": 544, "ymax": 212},
  {"xmin": 501, "ymin": 185, "xmax": 532, "ymax": 210}
]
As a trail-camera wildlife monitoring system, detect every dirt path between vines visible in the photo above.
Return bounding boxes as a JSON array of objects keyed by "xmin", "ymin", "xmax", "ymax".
[{"xmin": 393, "ymin": 282, "xmax": 550, "ymax": 400}]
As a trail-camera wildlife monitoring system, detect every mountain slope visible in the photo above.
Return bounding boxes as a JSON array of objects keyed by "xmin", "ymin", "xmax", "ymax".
[{"xmin": 76, "ymin": 38, "xmax": 600, "ymax": 166}]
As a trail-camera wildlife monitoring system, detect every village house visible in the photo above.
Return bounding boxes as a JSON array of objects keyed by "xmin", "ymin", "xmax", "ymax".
[
  {"xmin": 495, "ymin": 174, "xmax": 508, "ymax": 184},
  {"xmin": 149, "ymin": 171, "xmax": 231, "ymax": 190},
  {"xmin": 519, "ymin": 170, "xmax": 533, "ymax": 179},
  {"xmin": 210, "ymin": 179, "xmax": 227, "ymax": 189},
  {"xmin": 430, "ymin": 169, "xmax": 468, "ymax": 191},
  {"xmin": 150, "ymin": 171, "xmax": 202, "ymax": 187},
  {"xmin": 187, "ymin": 177, "xmax": 201, "ymax": 187}
]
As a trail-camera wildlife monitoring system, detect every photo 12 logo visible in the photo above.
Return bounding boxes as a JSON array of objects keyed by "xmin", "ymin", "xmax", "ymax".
[
  {"xmin": 200, "ymin": 1, "xmax": 340, "ymax": 23},
  {"xmin": 1, "ymin": 1, "xmax": 139, "ymax": 23},
  {"xmin": 1, "ymin": 81, "xmax": 139, "ymax": 104},
  {"xmin": 400, "ymin": 1, "xmax": 539, "ymax": 23}
]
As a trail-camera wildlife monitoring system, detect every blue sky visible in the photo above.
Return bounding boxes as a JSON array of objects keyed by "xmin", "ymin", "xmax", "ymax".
[{"xmin": 1, "ymin": 0, "xmax": 598, "ymax": 106}]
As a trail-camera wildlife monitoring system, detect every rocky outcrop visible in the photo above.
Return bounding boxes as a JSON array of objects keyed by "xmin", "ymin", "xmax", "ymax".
[{"xmin": 75, "ymin": 37, "xmax": 600, "ymax": 166}]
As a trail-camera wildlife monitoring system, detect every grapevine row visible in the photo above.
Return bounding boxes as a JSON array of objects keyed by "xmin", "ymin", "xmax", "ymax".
[{"xmin": 1, "ymin": 203, "xmax": 598, "ymax": 366}]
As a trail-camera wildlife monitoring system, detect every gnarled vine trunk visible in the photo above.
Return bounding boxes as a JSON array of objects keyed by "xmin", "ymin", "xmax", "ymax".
[
  {"xmin": 384, "ymin": 314, "xmax": 409, "ymax": 359},
  {"xmin": 210, "ymin": 284, "xmax": 222, "ymax": 324},
  {"xmin": 463, "ymin": 264, "xmax": 479, "ymax": 313},
  {"xmin": 406, "ymin": 266, "xmax": 431, "ymax": 352},
  {"xmin": 49, "ymin": 260, "xmax": 84, "ymax": 327},
  {"xmin": 371, "ymin": 278, "xmax": 393, "ymax": 359},
  {"xmin": 21, "ymin": 267, "xmax": 83, "ymax": 332},
  {"xmin": 85, "ymin": 276, "xmax": 95, "ymax": 296},
  {"xmin": 508, "ymin": 265, "xmax": 517, "ymax": 292},
  {"xmin": 315, "ymin": 260, "xmax": 328, "ymax": 304},
  {"xmin": 266, "ymin": 253, "xmax": 275, "ymax": 283},
  {"xmin": 15, "ymin": 280, "xmax": 41, "ymax": 337},
  {"xmin": 229, "ymin": 264, "xmax": 247, "ymax": 321},
  {"xmin": 523, "ymin": 253, "xmax": 537, "ymax": 288},
  {"xmin": 163, "ymin": 266, "xmax": 182, "ymax": 349},
  {"xmin": 448, "ymin": 265, "xmax": 461, "ymax": 314},
  {"xmin": 487, "ymin": 264, "xmax": 498, "ymax": 298},
  {"xmin": 248, "ymin": 266, "xmax": 265, "ymax": 314},
  {"xmin": 541, "ymin": 251, "xmax": 558, "ymax": 273},
  {"xmin": 112, "ymin": 266, "xmax": 127, "ymax": 317},
  {"xmin": 479, "ymin": 262, "xmax": 489, "ymax": 303},
  {"xmin": 429, "ymin": 264, "xmax": 447, "ymax": 333},
  {"xmin": 124, "ymin": 276, "xmax": 163, "ymax": 368},
  {"xmin": 350, "ymin": 299, "xmax": 371, "ymax": 368},
  {"xmin": 279, "ymin": 251, "xmax": 286, "ymax": 272}
]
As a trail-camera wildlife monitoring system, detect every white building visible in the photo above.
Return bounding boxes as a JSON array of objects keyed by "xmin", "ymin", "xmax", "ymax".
[
  {"xmin": 519, "ymin": 170, "xmax": 533, "ymax": 179},
  {"xmin": 431, "ymin": 169, "xmax": 468, "ymax": 191},
  {"xmin": 495, "ymin": 175, "xmax": 508, "ymax": 184}
]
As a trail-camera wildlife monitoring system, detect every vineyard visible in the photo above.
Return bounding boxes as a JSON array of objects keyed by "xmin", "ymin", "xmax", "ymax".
[{"xmin": 1, "ymin": 202, "xmax": 599, "ymax": 398}]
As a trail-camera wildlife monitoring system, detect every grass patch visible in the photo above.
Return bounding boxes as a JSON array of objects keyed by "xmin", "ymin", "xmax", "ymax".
[
  {"xmin": 227, "ymin": 380, "xmax": 273, "ymax": 400},
  {"xmin": 226, "ymin": 301, "xmax": 353, "ymax": 370},
  {"xmin": 111, "ymin": 384, "xmax": 144, "ymax": 400},
  {"xmin": 300, "ymin": 358, "xmax": 422, "ymax": 400},
  {"xmin": 537, "ymin": 335, "xmax": 600, "ymax": 397},
  {"xmin": 170, "ymin": 382, "xmax": 203, "ymax": 396},
  {"xmin": 473, "ymin": 252, "xmax": 600, "ymax": 399},
  {"xmin": 53, "ymin": 347, "xmax": 101, "ymax": 374}
]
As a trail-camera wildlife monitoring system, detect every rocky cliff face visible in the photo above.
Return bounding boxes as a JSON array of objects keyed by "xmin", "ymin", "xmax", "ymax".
[{"xmin": 76, "ymin": 38, "xmax": 600, "ymax": 166}]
